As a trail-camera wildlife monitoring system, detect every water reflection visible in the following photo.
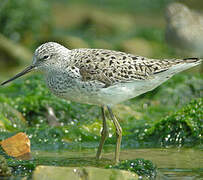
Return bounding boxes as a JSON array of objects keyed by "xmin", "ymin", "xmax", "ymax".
[{"xmin": 32, "ymin": 147, "xmax": 203, "ymax": 179}]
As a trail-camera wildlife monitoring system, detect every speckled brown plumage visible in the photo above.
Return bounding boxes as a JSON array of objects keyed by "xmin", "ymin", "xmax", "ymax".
[{"xmin": 68, "ymin": 48, "xmax": 199, "ymax": 87}]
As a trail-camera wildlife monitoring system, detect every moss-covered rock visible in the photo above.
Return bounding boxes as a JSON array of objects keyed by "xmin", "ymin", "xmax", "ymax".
[
  {"xmin": 108, "ymin": 158, "xmax": 157, "ymax": 179},
  {"xmin": 145, "ymin": 98, "xmax": 203, "ymax": 146},
  {"xmin": 0, "ymin": 155, "xmax": 11, "ymax": 176},
  {"xmin": 0, "ymin": 103, "xmax": 27, "ymax": 131}
]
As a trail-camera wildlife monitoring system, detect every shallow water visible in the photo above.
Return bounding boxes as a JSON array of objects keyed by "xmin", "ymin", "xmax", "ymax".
[{"xmin": 31, "ymin": 147, "xmax": 203, "ymax": 179}]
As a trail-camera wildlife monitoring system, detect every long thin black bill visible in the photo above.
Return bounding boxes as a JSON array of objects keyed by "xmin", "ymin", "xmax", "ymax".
[{"xmin": 1, "ymin": 65, "xmax": 35, "ymax": 86}]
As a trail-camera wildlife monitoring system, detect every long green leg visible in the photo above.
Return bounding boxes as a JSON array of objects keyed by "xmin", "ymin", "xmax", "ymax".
[
  {"xmin": 107, "ymin": 106, "xmax": 122, "ymax": 163},
  {"xmin": 96, "ymin": 106, "xmax": 108, "ymax": 160}
]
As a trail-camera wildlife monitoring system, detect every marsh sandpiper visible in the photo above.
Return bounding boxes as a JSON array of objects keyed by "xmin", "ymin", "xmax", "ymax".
[{"xmin": 1, "ymin": 42, "xmax": 202, "ymax": 163}]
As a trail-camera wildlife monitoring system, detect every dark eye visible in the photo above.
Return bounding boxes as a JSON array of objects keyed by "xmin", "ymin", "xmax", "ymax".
[{"xmin": 43, "ymin": 55, "xmax": 49, "ymax": 60}]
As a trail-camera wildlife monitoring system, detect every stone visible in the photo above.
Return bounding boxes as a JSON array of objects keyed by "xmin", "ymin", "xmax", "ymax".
[
  {"xmin": 0, "ymin": 132, "xmax": 31, "ymax": 158},
  {"xmin": 32, "ymin": 166, "xmax": 138, "ymax": 180}
]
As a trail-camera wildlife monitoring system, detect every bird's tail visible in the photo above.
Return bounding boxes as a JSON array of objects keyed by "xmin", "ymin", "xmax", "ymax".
[
  {"xmin": 156, "ymin": 57, "xmax": 202, "ymax": 79},
  {"xmin": 183, "ymin": 57, "xmax": 202, "ymax": 64},
  {"xmin": 170, "ymin": 57, "xmax": 202, "ymax": 73}
]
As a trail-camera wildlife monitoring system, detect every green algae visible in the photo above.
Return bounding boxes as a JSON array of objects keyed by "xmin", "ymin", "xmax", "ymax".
[
  {"xmin": 0, "ymin": 155, "xmax": 11, "ymax": 177},
  {"xmin": 108, "ymin": 159, "xmax": 157, "ymax": 179},
  {"xmin": 145, "ymin": 98, "xmax": 203, "ymax": 146}
]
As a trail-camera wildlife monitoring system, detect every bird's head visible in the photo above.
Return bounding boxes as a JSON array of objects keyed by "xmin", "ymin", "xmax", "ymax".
[{"xmin": 1, "ymin": 42, "xmax": 70, "ymax": 86}]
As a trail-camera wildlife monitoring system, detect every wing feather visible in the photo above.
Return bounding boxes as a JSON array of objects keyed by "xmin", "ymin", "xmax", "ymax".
[{"xmin": 69, "ymin": 48, "xmax": 197, "ymax": 86}]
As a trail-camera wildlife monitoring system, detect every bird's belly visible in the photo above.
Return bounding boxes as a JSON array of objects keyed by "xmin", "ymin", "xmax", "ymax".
[
  {"xmin": 47, "ymin": 72, "xmax": 170, "ymax": 106},
  {"xmin": 59, "ymin": 87, "xmax": 106, "ymax": 105},
  {"xmin": 47, "ymin": 77, "xmax": 108, "ymax": 105},
  {"xmin": 52, "ymin": 80, "xmax": 163, "ymax": 106}
]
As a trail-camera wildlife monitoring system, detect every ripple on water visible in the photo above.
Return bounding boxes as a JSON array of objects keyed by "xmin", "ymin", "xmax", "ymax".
[{"xmin": 32, "ymin": 147, "xmax": 203, "ymax": 179}]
